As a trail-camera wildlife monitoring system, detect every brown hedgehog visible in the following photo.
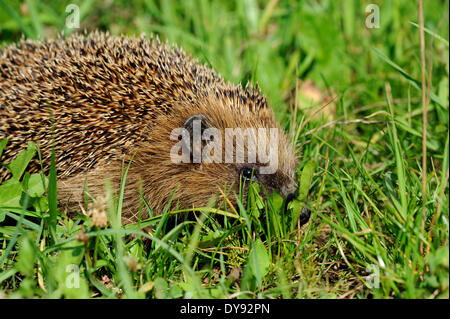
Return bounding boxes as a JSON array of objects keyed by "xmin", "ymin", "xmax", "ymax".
[{"xmin": 0, "ymin": 31, "xmax": 305, "ymax": 224}]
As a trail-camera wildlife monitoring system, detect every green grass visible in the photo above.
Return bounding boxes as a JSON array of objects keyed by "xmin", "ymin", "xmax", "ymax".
[{"xmin": 0, "ymin": 0, "xmax": 449, "ymax": 299}]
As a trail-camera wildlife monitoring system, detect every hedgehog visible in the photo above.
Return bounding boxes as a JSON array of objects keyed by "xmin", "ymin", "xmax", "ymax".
[{"xmin": 0, "ymin": 31, "xmax": 308, "ymax": 225}]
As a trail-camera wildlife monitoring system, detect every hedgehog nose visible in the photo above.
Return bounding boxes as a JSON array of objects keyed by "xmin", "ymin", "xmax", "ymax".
[
  {"xmin": 299, "ymin": 207, "xmax": 311, "ymax": 226},
  {"xmin": 285, "ymin": 193, "xmax": 311, "ymax": 226}
]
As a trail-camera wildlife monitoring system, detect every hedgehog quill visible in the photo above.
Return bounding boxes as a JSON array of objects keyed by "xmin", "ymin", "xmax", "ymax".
[{"xmin": 0, "ymin": 32, "xmax": 310, "ymax": 225}]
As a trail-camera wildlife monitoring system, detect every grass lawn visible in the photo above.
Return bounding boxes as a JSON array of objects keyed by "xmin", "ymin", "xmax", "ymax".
[{"xmin": 0, "ymin": 0, "xmax": 448, "ymax": 299}]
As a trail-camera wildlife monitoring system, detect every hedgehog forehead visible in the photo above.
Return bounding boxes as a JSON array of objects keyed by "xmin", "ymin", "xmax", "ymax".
[{"xmin": 200, "ymin": 99, "xmax": 275, "ymax": 129}]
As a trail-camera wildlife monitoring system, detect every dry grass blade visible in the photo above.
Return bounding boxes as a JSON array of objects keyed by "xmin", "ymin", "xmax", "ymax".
[{"xmin": 418, "ymin": 0, "xmax": 429, "ymax": 256}]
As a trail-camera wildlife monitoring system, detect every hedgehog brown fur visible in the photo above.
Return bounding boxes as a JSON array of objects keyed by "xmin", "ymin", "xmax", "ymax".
[{"xmin": 0, "ymin": 31, "xmax": 298, "ymax": 224}]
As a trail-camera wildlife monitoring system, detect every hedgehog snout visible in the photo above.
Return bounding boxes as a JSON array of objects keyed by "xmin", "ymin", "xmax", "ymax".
[{"xmin": 280, "ymin": 180, "xmax": 298, "ymax": 198}]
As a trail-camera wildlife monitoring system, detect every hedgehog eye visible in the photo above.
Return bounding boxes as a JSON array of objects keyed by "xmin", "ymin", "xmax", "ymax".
[{"xmin": 240, "ymin": 167, "xmax": 258, "ymax": 182}]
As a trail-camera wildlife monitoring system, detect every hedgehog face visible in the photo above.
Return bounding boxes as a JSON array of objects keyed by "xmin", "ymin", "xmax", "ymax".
[
  {"xmin": 132, "ymin": 96, "xmax": 299, "ymax": 220},
  {"xmin": 180, "ymin": 111, "xmax": 299, "ymax": 204}
]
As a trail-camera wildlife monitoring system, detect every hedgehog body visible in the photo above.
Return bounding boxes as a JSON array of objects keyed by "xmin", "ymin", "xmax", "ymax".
[{"xmin": 0, "ymin": 32, "xmax": 298, "ymax": 223}]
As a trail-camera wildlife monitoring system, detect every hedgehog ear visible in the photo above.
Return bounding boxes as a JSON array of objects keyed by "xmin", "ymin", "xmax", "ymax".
[
  {"xmin": 183, "ymin": 114, "xmax": 209, "ymax": 135},
  {"xmin": 183, "ymin": 114, "xmax": 209, "ymax": 163}
]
